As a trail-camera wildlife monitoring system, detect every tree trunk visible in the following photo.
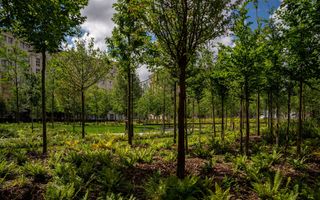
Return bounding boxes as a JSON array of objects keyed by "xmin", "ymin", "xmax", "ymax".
[
  {"xmin": 185, "ymin": 97, "xmax": 188, "ymax": 154},
  {"xmin": 31, "ymin": 105, "xmax": 34, "ymax": 133},
  {"xmin": 14, "ymin": 61, "xmax": 19, "ymax": 123},
  {"xmin": 240, "ymin": 97, "xmax": 243, "ymax": 154},
  {"xmin": 270, "ymin": 92, "xmax": 274, "ymax": 142},
  {"xmin": 81, "ymin": 89, "xmax": 85, "ymax": 138},
  {"xmin": 198, "ymin": 100, "xmax": 201, "ymax": 133},
  {"xmin": 297, "ymin": 78, "xmax": 303, "ymax": 156},
  {"xmin": 225, "ymin": 107, "xmax": 228, "ymax": 131},
  {"xmin": 51, "ymin": 77, "xmax": 54, "ymax": 129},
  {"xmin": 162, "ymin": 83, "xmax": 166, "ymax": 134},
  {"xmin": 276, "ymin": 97, "xmax": 280, "ymax": 146},
  {"xmin": 267, "ymin": 91, "xmax": 271, "ymax": 129},
  {"xmin": 173, "ymin": 82, "xmax": 177, "ymax": 143},
  {"xmin": 41, "ymin": 50, "xmax": 47, "ymax": 155},
  {"xmin": 257, "ymin": 91, "xmax": 260, "ymax": 136},
  {"xmin": 221, "ymin": 94, "xmax": 225, "ymax": 141},
  {"xmin": 192, "ymin": 99, "xmax": 195, "ymax": 133},
  {"xmin": 245, "ymin": 82, "xmax": 250, "ymax": 156},
  {"xmin": 127, "ymin": 68, "xmax": 133, "ymax": 146},
  {"xmin": 177, "ymin": 60, "xmax": 186, "ymax": 179},
  {"xmin": 211, "ymin": 91, "xmax": 216, "ymax": 137},
  {"xmin": 286, "ymin": 85, "xmax": 291, "ymax": 152}
]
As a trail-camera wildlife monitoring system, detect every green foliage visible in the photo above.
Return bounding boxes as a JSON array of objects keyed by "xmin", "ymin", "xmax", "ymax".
[
  {"xmin": 202, "ymin": 157, "xmax": 217, "ymax": 174},
  {"xmin": 0, "ymin": 127, "xmax": 16, "ymax": 138},
  {"xmin": 97, "ymin": 167, "xmax": 131, "ymax": 195},
  {"xmin": 289, "ymin": 156, "xmax": 307, "ymax": 170},
  {"xmin": 45, "ymin": 182, "xmax": 76, "ymax": 200},
  {"xmin": 23, "ymin": 161, "xmax": 49, "ymax": 182},
  {"xmin": 145, "ymin": 175, "xmax": 213, "ymax": 200},
  {"xmin": 253, "ymin": 170, "xmax": 299, "ymax": 200},
  {"xmin": 207, "ymin": 183, "xmax": 231, "ymax": 200},
  {"xmin": 0, "ymin": 160, "xmax": 16, "ymax": 179},
  {"xmin": 103, "ymin": 193, "xmax": 136, "ymax": 200},
  {"xmin": 251, "ymin": 149, "xmax": 282, "ymax": 172},
  {"xmin": 233, "ymin": 155, "xmax": 248, "ymax": 172}
]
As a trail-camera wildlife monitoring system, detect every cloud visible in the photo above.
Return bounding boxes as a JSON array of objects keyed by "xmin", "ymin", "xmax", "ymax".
[
  {"xmin": 81, "ymin": 0, "xmax": 116, "ymax": 50},
  {"xmin": 137, "ymin": 65, "xmax": 151, "ymax": 82}
]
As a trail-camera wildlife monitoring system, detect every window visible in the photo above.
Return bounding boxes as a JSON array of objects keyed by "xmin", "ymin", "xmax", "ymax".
[
  {"xmin": 1, "ymin": 60, "xmax": 7, "ymax": 67},
  {"xmin": 36, "ymin": 58, "xmax": 40, "ymax": 67},
  {"xmin": 7, "ymin": 37, "xmax": 13, "ymax": 44},
  {"xmin": 36, "ymin": 68, "xmax": 41, "ymax": 73}
]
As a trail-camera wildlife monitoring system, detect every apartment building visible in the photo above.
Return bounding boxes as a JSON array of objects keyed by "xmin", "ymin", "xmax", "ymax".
[{"xmin": 0, "ymin": 32, "xmax": 45, "ymax": 102}]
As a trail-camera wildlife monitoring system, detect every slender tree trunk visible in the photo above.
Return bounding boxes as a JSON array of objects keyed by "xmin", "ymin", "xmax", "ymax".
[
  {"xmin": 245, "ymin": 82, "xmax": 250, "ymax": 156},
  {"xmin": 41, "ymin": 50, "xmax": 47, "ymax": 155},
  {"xmin": 198, "ymin": 100, "xmax": 201, "ymax": 133},
  {"xmin": 173, "ymin": 82, "xmax": 177, "ymax": 143},
  {"xmin": 267, "ymin": 91, "xmax": 271, "ymax": 129},
  {"xmin": 51, "ymin": 78, "xmax": 54, "ymax": 129},
  {"xmin": 185, "ymin": 97, "xmax": 188, "ymax": 154},
  {"xmin": 130, "ymin": 73, "xmax": 134, "ymax": 141},
  {"xmin": 221, "ymin": 94, "xmax": 225, "ymax": 141},
  {"xmin": 211, "ymin": 91, "xmax": 216, "ymax": 137},
  {"xmin": 127, "ymin": 68, "xmax": 133, "ymax": 146},
  {"xmin": 225, "ymin": 107, "xmax": 228, "ymax": 131},
  {"xmin": 286, "ymin": 85, "xmax": 291, "ymax": 152},
  {"xmin": 81, "ymin": 89, "xmax": 85, "ymax": 138},
  {"xmin": 31, "ymin": 105, "xmax": 34, "ymax": 133},
  {"xmin": 192, "ymin": 99, "xmax": 195, "ymax": 133},
  {"xmin": 14, "ymin": 61, "xmax": 19, "ymax": 123},
  {"xmin": 177, "ymin": 60, "xmax": 186, "ymax": 179},
  {"xmin": 257, "ymin": 91, "xmax": 260, "ymax": 136},
  {"xmin": 270, "ymin": 92, "xmax": 274, "ymax": 142},
  {"xmin": 297, "ymin": 78, "xmax": 303, "ymax": 156},
  {"xmin": 276, "ymin": 96, "xmax": 280, "ymax": 146},
  {"xmin": 162, "ymin": 83, "xmax": 166, "ymax": 134},
  {"xmin": 240, "ymin": 97, "xmax": 243, "ymax": 154}
]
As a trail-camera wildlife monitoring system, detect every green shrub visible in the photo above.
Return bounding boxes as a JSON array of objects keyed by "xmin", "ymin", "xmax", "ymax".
[
  {"xmin": 289, "ymin": 156, "xmax": 307, "ymax": 170},
  {"xmin": 101, "ymin": 193, "xmax": 136, "ymax": 200},
  {"xmin": 233, "ymin": 155, "xmax": 248, "ymax": 172},
  {"xmin": 251, "ymin": 149, "xmax": 282, "ymax": 172},
  {"xmin": 207, "ymin": 183, "xmax": 231, "ymax": 200},
  {"xmin": 45, "ymin": 182, "xmax": 76, "ymax": 200},
  {"xmin": 202, "ymin": 157, "xmax": 217, "ymax": 174},
  {"xmin": 253, "ymin": 170, "xmax": 299, "ymax": 200},
  {"xmin": 209, "ymin": 139, "xmax": 231, "ymax": 155},
  {"xmin": 0, "ymin": 127, "xmax": 16, "ymax": 138},
  {"xmin": 0, "ymin": 160, "xmax": 16, "ymax": 180},
  {"xmin": 145, "ymin": 175, "xmax": 213, "ymax": 200},
  {"xmin": 97, "ymin": 167, "xmax": 131, "ymax": 195},
  {"xmin": 23, "ymin": 161, "xmax": 49, "ymax": 182}
]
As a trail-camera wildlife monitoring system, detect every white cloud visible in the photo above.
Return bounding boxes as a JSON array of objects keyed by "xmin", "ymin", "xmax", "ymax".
[{"xmin": 81, "ymin": 0, "xmax": 116, "ymax": 50}]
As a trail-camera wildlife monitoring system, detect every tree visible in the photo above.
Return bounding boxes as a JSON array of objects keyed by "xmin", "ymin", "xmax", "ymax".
[
  {"xmin": 55, "ymin": 38, "xmax": 110, "ymax": 138},
  {"xmin": 143, "ymin": 0, "xmax": 237, "ymax": 178},
  {"xmin": 107, "ymin": 0, "xmax": 150, "ymax": 146},
  {"xmin": 24, "ymin": 72, "xmax": 41, "ymax": 132},
  {"xmin": 211, "ymin": 46, "xmax": 232, "ymax": 142},
  {"xmin": 3, "ymin": 40, "xmax": 28, "ymax": 123},
  {"xmin": 230, "ymin": 2, "xmax": 262, "ymax": 155},
  {"xmin": 1, "ymin": 0, "xmax": 88, "ymax": 154},
  {"xmin": 278, "ymin": 0, "xmax": 320, "ymax": 156}
]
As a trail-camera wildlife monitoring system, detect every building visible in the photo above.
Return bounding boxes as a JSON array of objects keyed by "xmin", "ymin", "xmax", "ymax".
[{"xmin": 0, "ymin": 32, "xmax": 45, "ymax": 102}]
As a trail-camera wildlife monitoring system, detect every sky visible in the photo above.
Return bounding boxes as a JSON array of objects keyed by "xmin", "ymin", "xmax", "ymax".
[{"xmin": 81, "ymin": 0, "xmax": 281, "ymax": 81}]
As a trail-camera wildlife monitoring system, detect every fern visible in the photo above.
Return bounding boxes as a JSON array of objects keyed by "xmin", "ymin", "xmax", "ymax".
[{"xmin": 207, "ymin": 183, "xmax": 231, "ymax": 200}]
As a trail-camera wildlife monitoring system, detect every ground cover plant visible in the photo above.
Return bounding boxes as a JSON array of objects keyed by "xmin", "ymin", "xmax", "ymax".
[{"xmin": 0, "ymin": 120, "xmax": 319, "ymax": 199}]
